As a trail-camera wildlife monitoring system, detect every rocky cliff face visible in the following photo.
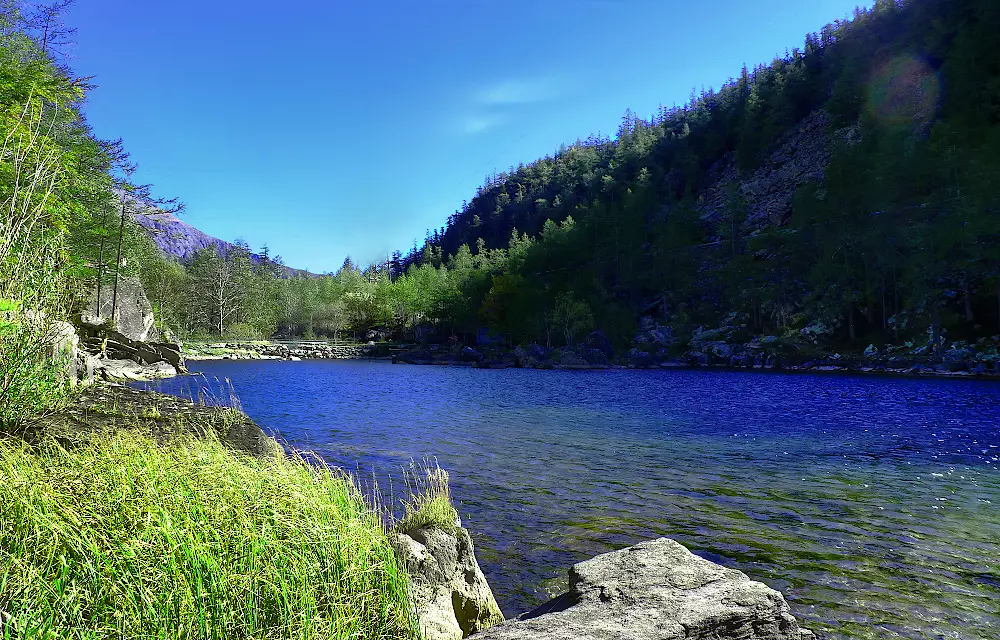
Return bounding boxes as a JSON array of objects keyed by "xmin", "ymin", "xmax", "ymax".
[
  {"xmin": 133, "ymin": 207, "xmax": 233, "ymax": 263},
  {"xmin": 696, "ymin": 110, "xmax": 840, "ymax": 228}
]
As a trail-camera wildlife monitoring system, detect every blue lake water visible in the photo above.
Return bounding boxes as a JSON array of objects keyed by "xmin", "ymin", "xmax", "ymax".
[{"xmin": 139, "ymin": 361, "xmax": 1000, "ymax": 639}]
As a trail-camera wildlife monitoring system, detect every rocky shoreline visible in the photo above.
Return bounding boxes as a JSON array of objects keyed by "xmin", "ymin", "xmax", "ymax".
[
  {"xmin": 183, "ymin": 340, "xmax": 391, "ymax": 361},
  {"xmin": 391, "ymin": 341, "xmax": 1000, "ymax": 380},
  {"xmin": 392, "ymin": 317, "xmax": 1000, "ymax": 381}
]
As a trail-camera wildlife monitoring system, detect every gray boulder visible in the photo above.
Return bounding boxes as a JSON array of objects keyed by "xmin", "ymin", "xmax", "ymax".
[
  {"xmin": 393, "ymin": 521, "xmax": 503, "ymax": 640},
  {"xmin": 473, "ymin": 538, "xmax": 805, "ymax": 640},
  {"xmin": 88, "ymin": 277, "xmax": 159, "ymax": 343},
  {"xmin": 584, "ymin": 330, "xmax": 614, "ymax": 358},
  {"xmin": 150, "ymin": 342, "xmax": 184, "ymax": 368},
  {"xmin": 459, "ymin": 346, "xmax": 484, "ymax": 363},
  {"xmin": 98, "ymin": 359, "xmax": 176, "ymax": 382}
]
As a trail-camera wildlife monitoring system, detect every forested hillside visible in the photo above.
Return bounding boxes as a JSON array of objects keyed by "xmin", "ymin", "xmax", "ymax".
[
  {"xmin": 0, "ymin": 1, "xmax": 183, "ymax": 424},
  {"xmin": 160, "ymin": 0, "xmax": 1000, "ymax": 360},
  {"xmin": 8, "ymin": 0, "xmax": 999, "ymax": 365},
  {"xmin": 383, "ymin": 0, "xmax": 1000, "ymax": 355}
]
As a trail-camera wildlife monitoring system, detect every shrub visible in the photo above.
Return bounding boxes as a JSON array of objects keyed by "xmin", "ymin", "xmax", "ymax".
[{"xmin": 0, "ymin": 319, "xmax": 69, "ymax": 433}]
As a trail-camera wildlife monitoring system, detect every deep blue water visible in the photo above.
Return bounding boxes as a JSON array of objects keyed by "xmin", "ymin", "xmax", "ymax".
[{"xmin": 140, "ymin": 361, "xmax": 1000, "ymax": 639}]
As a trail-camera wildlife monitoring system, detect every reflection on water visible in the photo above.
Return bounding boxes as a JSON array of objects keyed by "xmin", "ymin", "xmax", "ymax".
[{"xmin": 140, "ymin": 361, "xmax": 1000, "ymax": 639}]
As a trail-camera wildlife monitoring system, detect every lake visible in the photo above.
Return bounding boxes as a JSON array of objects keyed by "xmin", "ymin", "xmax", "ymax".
[{"xmin": 138, "ymin": 361, "xmax": 1000, "ymax": 639}]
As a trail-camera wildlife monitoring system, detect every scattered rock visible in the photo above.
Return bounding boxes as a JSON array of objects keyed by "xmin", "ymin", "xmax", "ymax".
[
  {"xmin": 474, "ymin": 538, "xmax": 806, "ymax": 640},
  {"xmin": 698, "ymin": 110, "xmax": 831, "ymax": 227},
  {"xmin": 188, "ymin": 341, "xmax": 383, "ymax": 361}
]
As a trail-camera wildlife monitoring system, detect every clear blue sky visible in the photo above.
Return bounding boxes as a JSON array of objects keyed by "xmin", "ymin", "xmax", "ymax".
[{"xmin": 65, "ymin": 0, "xmax": 868, "ymax": 273}]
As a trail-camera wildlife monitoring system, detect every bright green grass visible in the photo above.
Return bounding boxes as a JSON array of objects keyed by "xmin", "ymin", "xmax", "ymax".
[{"xmin": 0, "ymin": 432, "xmax": 418, "ymax": 640}]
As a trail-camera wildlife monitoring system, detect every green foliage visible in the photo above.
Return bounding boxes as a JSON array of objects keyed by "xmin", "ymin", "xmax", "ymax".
[
  {"xmin": 0, "ymin": 2, "xmax": 155, "ymax": 428},
  {"xmin": 223, "ymin": 321, "xmax": 265, "ymax": 341},
  {"xmin": 0, "ymin": 431, "xmax": 418, "ymax": 639},
  {"xmin": 0, "ymin": 321, "xmax": 70, "ymax": 433},
  {"xmin": 552, "ymin": 292, "xmax": 594, "ymax": 347}
]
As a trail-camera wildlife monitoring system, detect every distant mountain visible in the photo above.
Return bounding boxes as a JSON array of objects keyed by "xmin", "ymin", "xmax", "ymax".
[{"xmin": 133, "ymin": 207, "xmax": 312, "ymax": 277}]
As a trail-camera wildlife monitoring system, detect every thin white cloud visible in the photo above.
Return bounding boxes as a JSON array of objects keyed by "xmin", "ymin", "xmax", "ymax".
[
  {"xmin": 475, "ymin": 77, "xmax": 563, "ymax": 105},
  {"xmin": 461, "ymin": 114, "xmax": 506, "ymax": 135}
]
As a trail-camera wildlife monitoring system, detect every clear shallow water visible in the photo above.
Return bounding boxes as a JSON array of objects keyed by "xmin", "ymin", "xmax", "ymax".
[{"xmin": 140, "ymin": 361, "xmax": 1000, "ymax": 639}]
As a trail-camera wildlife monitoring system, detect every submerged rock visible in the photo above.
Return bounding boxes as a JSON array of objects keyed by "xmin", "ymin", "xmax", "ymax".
[
  {"xmin": 393, "ymin": 520, "xmax": 503, "ymax": 640},
  {"xmin": 474, "ymin": 537, "xmax": 806, "ymax": 640}
]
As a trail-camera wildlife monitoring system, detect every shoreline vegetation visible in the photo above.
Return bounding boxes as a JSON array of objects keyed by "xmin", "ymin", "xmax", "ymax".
[{"xmin": 0, "ymin": 385, "xmax": 488, "ymax": 639}]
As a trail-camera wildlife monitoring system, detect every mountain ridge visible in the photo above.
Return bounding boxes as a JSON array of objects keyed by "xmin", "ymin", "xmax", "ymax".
[{"xmin": 132, "ymin": 206, "xmax": 312, "ymax": 277}]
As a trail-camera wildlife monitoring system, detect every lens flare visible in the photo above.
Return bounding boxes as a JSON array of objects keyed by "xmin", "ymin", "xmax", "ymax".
[{"xmin": 867, "ymin": 55, "xmax": 941, "ymax": 130}]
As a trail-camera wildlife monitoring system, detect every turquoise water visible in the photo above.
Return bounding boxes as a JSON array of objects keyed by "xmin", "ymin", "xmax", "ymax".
[{"xmin": 141, "ymin": 361, "xmax": 1000, "ymax": 639}]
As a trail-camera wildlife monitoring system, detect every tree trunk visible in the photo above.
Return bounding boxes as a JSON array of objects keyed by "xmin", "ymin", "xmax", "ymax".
[
  {"xmin": 96, "ymin": 235, "xmax": 106, "ymax": 316},
  {"xmin": 882, "ymin": 287, "xmax": 887, "ymax": 331},
  {"xmin": 848, "ymin": 303, "xmax": 856, "ymax": 341},
  {"xmin": 111, "ymin": 195, "xmax": 127, "ymax": 323},
  {"xmin": 931, "ymin": 307, "xmax": 942, "ymax": 353},
  {"xmin": 963, "ymin": 277, "xmax": 974, "ymax": 323}
]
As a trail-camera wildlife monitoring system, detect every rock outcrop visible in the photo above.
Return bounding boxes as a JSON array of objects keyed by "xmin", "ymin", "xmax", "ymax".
[
  {"xmin": 393, "ymin": 520, "xmax": 503, "ymax": 640},
  {"xmin": 27, "ymin": 385, "xmax": 281, "ymax": 459},
  {"xmin": 44, "ymin": 320, "xmax": 81, "ymax": 384},
  {"xmin": 473, "ymin": 538, "xmax": 807, "ymax": 640},
  {"xmin": 697, "ymin": 110, "xmax": 833, "ymax": 228},
  {"xmin": 89, "ymin": 276, "xmax": 159, "ymax": 343},
  {"xmin": 76, "ymin": 293, "xmax": 187, "ymax": 382}
]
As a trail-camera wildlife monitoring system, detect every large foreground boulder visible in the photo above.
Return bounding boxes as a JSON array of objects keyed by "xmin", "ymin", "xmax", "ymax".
[
  {"xmin": 473, "ymin": 538, "xmax": 807, "ymax": 640},
  {"xmin": 393, "ymin": 521, "xmax": 503, "ymax": 640},
  {"xmin": 88, "ymin": 276, "xmax": 159, "ymax": 343}
]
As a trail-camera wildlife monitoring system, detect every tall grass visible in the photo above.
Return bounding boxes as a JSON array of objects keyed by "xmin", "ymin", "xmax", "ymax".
[
  {"xmin": 0, "ymin": 431, "xmax": 419, "ymax": 639},
  {"xmin": 393, "ymin": 460, "xmax": 460, "ymax": 535}
]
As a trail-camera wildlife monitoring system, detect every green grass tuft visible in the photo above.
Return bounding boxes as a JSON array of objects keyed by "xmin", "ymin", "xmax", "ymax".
[
  {"xmin": 0, "ymin": 431, "xmax": 419, "ymax": 640},
  {"xmin": 394, "ymin": 463, "xmax": 460, "ymax": 535}
]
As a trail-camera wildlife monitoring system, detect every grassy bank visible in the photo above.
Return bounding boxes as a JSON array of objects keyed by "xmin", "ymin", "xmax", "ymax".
[{"xmin": 0, "ymin": 427, "xmax": 419, "ymax": 639}]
